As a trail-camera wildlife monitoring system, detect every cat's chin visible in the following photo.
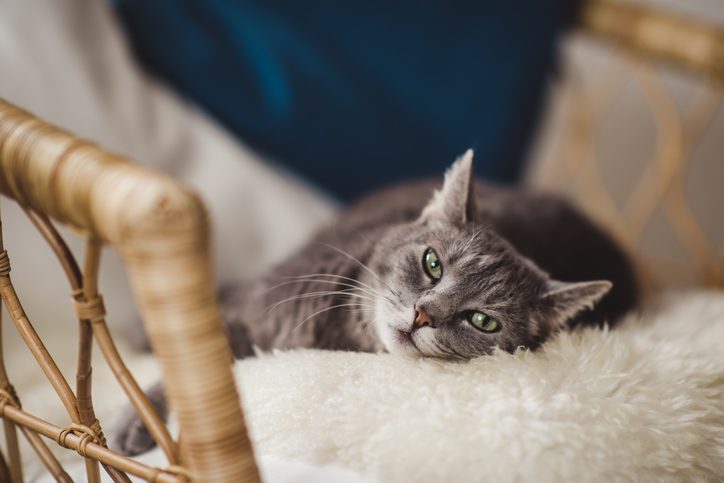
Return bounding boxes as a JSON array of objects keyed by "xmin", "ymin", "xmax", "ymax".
[
  {"xmin": 371, "ymin": 310, "xmax": 425, "ymax": 356},
  {"xmin": 387, "ymin": 329, "xmax": 424, "ymax": 357}
]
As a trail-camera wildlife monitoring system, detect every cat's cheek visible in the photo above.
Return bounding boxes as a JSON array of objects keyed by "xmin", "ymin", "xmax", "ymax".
[
  {"xmin": 374, "ymin": 323, "xmax": 395, "ymax": 352},
  {"xmin": 384, "ymin": 330, "xmax": 422, "ymax": 356},
  {"xmin": 372, "ymin": 318, "xmax": 416, "ymax": 355}
]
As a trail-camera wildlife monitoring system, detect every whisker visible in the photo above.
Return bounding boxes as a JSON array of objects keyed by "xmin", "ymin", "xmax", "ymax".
[
  {"xmin": 354, "ymin": 228, "xmax": 374, "ymax": 246},
  {"xmin": 266, "ymin": 289, "xmax": 376, "ymax": 313},
  {"xmin": 268, "ymin": 277, "xmax": 384, "ymax": 301},
  {"xmin": 275, "ymin": 273, "xmax": 395, "ymax": 304},
  {"xmin": 317, "ymin": 242, "xmax": 400, "ymax": 297},
  {"xmin": 283, "ymin": 272, "xmax": 385, "ymax": 298},
  {"xmin": 293, "ymin": 303, "xmax": 376, "ymax": 331},
  {"xmin": 462, "ymin": 223, "xmax": 490, "ymax": 252}
]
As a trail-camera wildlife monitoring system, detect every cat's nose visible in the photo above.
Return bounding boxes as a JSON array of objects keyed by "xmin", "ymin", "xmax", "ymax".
[{"xmin": 413, "ymin": 306, "xmax": 435, "ymax": 329}]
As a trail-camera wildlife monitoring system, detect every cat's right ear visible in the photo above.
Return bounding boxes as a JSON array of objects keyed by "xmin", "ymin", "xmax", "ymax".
[
  {"xmin": 542, "ymin": 279, "xmax": 612, "ymax": 328},
  {"xmin": 419, "ymin": 149, "xmax": 476, "ymax": 226}
]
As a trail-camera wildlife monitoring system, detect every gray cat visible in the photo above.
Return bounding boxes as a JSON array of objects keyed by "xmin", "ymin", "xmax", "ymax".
[{"xmin": 113, "ymin": 150, "xmax": 639, "ymax": 454}]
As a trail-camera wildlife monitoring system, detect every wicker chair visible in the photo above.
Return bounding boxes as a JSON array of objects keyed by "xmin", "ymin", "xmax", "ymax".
[
  {"xmin": 0, "ymin": 0, "xmax": 721, "ymax": 481},
  {"xmin": 0, "ymin": 99, "xmax": 259, "ymax": 481}
]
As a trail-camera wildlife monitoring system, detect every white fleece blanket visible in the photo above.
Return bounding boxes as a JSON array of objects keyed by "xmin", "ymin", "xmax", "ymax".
[
  {"xmin": 27, "ymin": 293, "xmax": 724, "ymax": 482},
  {"xmin": 232, "ymin": 291, "xmax": 724, "ymax": 482}
]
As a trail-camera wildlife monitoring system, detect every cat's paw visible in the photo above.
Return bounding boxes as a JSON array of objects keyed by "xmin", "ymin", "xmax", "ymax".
[{"xmin": 109, "ymin": 409, "xmax": 157, "ymax": 456}]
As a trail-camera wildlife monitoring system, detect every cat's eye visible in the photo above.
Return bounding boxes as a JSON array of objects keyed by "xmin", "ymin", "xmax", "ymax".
[
  {"xmin": 422, "ymin": 248, "xmax": 442, "ymax": 281},
  {"xmin": 468, "ymin": 311, "xmax": 500, "ymax": 333}
]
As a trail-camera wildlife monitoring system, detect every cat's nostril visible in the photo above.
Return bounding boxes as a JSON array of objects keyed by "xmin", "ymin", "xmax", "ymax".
[{"xmin": 413, "ymin": 306, "xmax": 435, "ymax": 329}]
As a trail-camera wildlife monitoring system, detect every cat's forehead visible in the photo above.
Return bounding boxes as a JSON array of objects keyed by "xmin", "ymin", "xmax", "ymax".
[
  {"xmin": 414, "ymin": 227, "xmax": 544, "ymax": 294},
  {"xmin": 413, "ymin": 225, "xmax": 506, "ymax": 255}
]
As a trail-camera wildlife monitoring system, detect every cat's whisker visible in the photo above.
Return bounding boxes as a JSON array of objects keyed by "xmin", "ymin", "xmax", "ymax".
[
  {"xmin": 283, "ymin": 272, "xmax": 388, "ymax": 299},
  {"xmin": 354, "ymin": 229, "xmax": 375, "ymax": 247},
  {"xmin": 317, "ymin": 242, "xmax": 401, "ymax": 298},
  {"xmin": 269, "ymin": 277, "xmax": 384, "ymax": 301},
  {"xmin": 268, "ymin": 280, "xmax": 391, "ymax": 307},
  {"xmin": 265, "ymin": 291, "xmax": 330, "ymax": 313},
  {"xmin": 265, "ymin": 289, "xmax": 376, "ymax": 313},
  {"xmin": 276, "ymin": 274, "xmax": 395, "ymax": 304},
  {"xmin": 462, "ymin": 223, "xmax": 490, "ymax": 252},
  {"xmin": 292, "ymin": 303, "xmax": 376, "ymax": 332}
]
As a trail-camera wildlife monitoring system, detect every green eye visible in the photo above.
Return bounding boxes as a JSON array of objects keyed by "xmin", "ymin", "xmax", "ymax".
[
  {"xmin": 423, "ymin": 248, "xmax": 443, "ymax": 281},
  {"xmin": 468, "ymin": 311, "xmax": 500, "ymax": 333}
]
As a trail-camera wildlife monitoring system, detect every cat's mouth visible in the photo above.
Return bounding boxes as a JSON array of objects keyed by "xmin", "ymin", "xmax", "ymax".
[{"xmin": 395, "ymin": 329, "xmax": 420, "ymax": 352}]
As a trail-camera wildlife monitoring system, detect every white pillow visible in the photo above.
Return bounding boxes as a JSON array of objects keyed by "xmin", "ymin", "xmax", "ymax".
[{"xmin": 0, "ymin": 0, "xmax": 335, "ymax": 329}]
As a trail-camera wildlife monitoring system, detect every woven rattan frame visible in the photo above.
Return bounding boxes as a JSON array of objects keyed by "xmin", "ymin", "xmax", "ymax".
[
  {"xmin": 581, "ymin": 0, "xmax": 724, "ymax": 83},
  {"xmin": 545, "ymin": 0, "xmax": 724, "ymax": 288},
  {"xmin": 0, "ymin": 99, "xmax": 260, "ymax": 482}
]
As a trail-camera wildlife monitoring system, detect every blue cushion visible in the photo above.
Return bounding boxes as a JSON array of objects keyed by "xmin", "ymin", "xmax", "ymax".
[{"xmin": 112, "ymin": 0, "xmax": 578, "ymax": 201}]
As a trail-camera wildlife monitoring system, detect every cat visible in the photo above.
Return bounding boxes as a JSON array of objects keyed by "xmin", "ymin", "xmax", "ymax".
[{"xmin": 112, "ymin": 150, "xmax": 639, "ymax": 455}]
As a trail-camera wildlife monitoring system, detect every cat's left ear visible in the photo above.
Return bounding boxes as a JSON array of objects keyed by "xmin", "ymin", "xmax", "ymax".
[
  {"xmin": 419, "ymin": 149, "xmax": 476, "ymax": 225},
  {"xmin": 542, "ymin": 279, "xmax": 612, "ymax": 327}
]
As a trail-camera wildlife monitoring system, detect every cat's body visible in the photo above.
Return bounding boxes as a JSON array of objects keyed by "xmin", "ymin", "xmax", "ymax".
[
  {"xmin": 114, "ymin": 151, "xmax": 639, "ymax": 454},
  {"xmin": 223, "ymin": 177, "xmax": 637, "ymax": 358}
]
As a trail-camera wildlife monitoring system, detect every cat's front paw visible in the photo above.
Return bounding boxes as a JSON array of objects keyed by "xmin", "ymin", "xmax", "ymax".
[{"xmin": 109, "ymin": 408, "xmax": 157, "ymax": 456}]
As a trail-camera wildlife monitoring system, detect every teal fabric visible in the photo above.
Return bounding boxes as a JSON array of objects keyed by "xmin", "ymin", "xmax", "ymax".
[{"xmin": 112, "ymin": 1, "xmax": 578, "ymax": 200}]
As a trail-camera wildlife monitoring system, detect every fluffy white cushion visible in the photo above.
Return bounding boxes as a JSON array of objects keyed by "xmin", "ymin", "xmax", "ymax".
[
  {"xmin": 37, "ymin": 454, "xmax": 378, "ymax": 483},
  {"xmin": 38, "ymin": 292, "xmax": 724, "ymax": 482},
  {"xmin": 234, "ymin": 291, "xmax": 724, "ymax": 482}
]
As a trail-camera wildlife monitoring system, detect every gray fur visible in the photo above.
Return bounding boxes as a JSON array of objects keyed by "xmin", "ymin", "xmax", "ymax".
[{"xmin": 112, "ymin": 151, "xmax": 639, "ymax": 454}]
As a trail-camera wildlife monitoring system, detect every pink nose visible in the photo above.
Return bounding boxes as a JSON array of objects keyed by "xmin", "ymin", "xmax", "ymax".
[{"xmin": 413, "ymin": 306, "xmax": 434, "ymax": 329}]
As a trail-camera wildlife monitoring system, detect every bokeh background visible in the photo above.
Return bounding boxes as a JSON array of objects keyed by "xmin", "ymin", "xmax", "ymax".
[
  {"xmin": 528, "ymin": 0, "xmax": 724, "ymax": 290},
  {"xmin": 108, "ymin": 0, "xmax": 724, "ymax": 291}
]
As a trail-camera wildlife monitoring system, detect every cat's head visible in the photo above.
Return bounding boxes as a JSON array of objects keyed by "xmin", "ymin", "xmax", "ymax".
[{"xmin": 366, "ymin": 150, "xmax": 612, "ymax": 359}]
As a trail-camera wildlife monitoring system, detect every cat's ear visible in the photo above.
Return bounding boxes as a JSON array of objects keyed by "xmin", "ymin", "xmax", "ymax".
[
  {"xmin": 542, "ymin": 279, "xmax": 612, "ymax": 327},
  {"xmin": 419, "ymin": 149, "xmax": 476, "ymax": 225}
]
